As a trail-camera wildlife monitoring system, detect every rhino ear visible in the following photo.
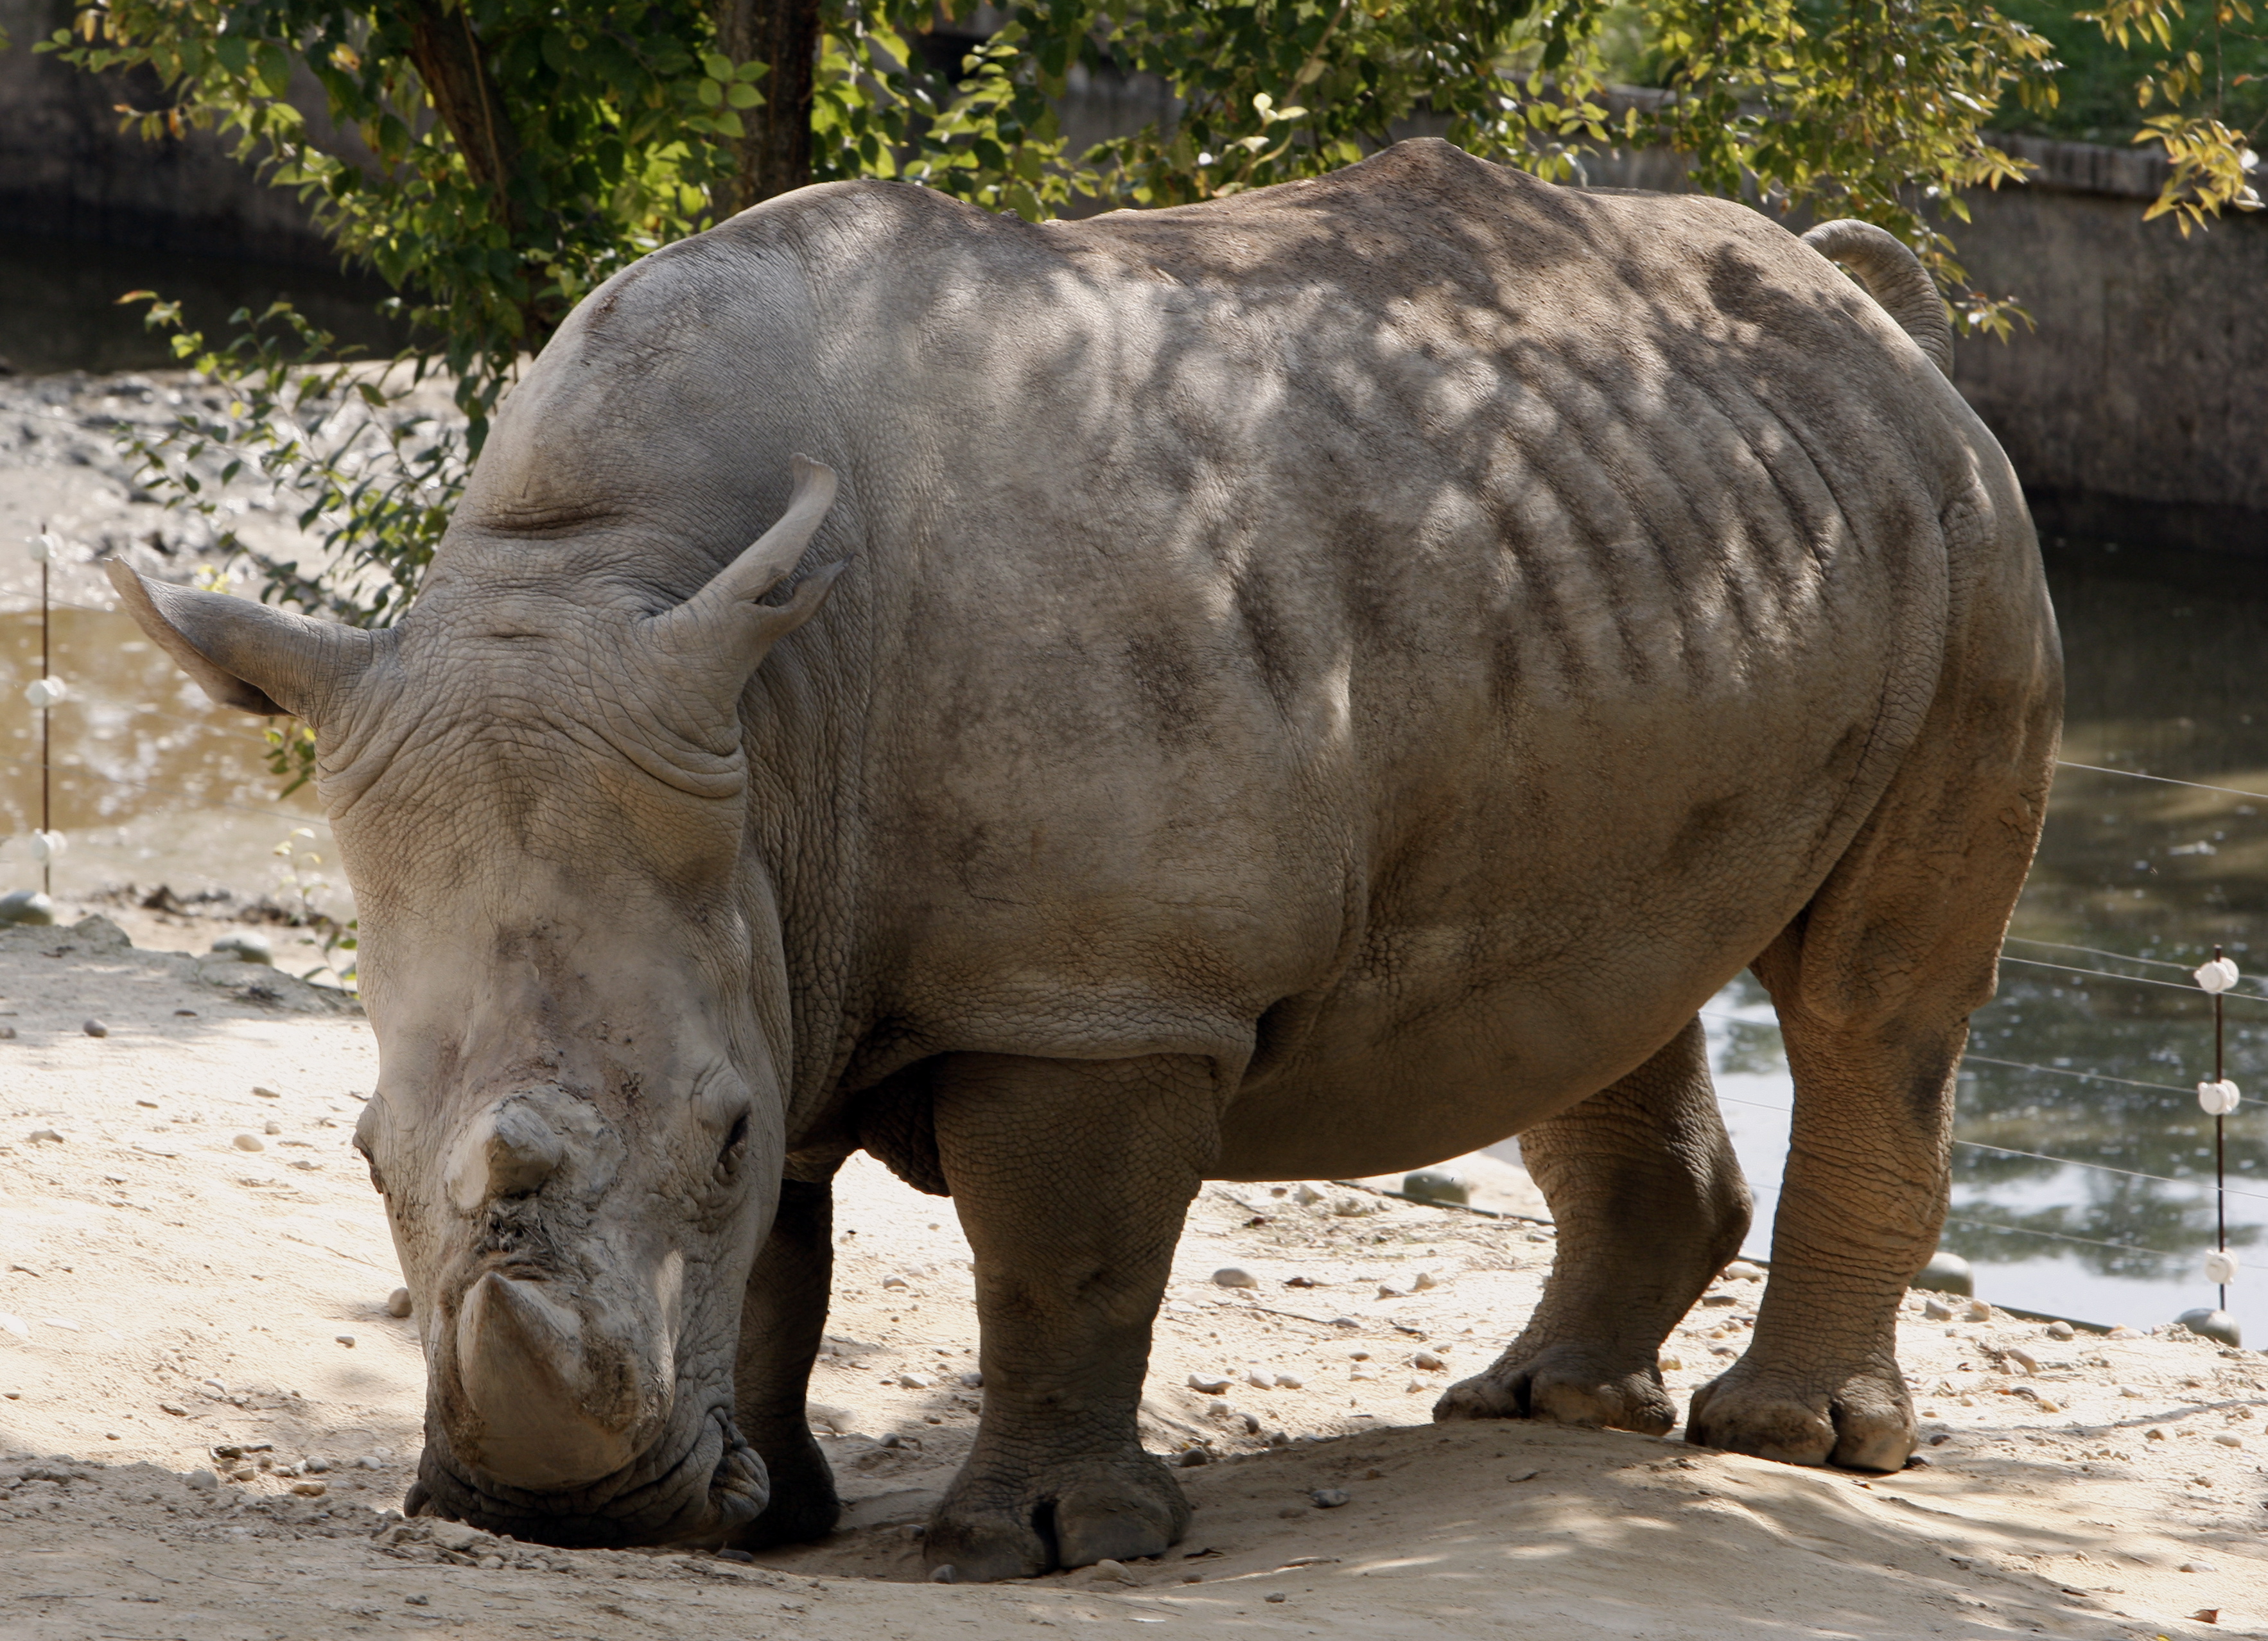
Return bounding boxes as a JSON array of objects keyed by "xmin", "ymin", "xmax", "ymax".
[
  {"xmin": 105, "ymin": 560, "xmax": 384, "ymax": 722},
  {"xmin": 644, "ymin": 455, "xmax": 850, "ymax": 684}
]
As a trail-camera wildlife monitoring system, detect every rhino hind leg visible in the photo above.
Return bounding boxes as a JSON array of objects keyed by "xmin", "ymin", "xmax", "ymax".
[
  {"xmin": 921, "ymin": 1051, "xmax": 1214, "ymax": 1581},
  {"xmin": 722, "ymin": 1166, "xmax": 846, "ymax": 1550},
  {"xmin": 1687, "ymin": 568, "xmax": 2057, "ymax": 1473},
  {"xmin": 1435, "ymin": 1019, "xmax": 1750, "ymax": 1435}
]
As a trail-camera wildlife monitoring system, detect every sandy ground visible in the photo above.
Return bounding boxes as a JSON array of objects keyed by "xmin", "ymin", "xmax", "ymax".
[{"xmin": 1, "ymin": 917, "xmax": 2265, "ymax": 1640}]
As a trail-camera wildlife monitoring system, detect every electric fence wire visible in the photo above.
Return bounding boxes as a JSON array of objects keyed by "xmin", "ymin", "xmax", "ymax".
[
  {"xmin": 6, "ymin": 606, "xmax": 2267, "ymax": 1245},
  {"xmin": 1724, "ymin": 1170, "xmax": 2186, "ymax": 1262},
  {"xmin": 1704, "ymin": 1056, "xmax": 2268, "ymax": 1206}
]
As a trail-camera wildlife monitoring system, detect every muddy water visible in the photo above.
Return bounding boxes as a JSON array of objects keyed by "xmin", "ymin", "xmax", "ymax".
[
  {"xmin": 1716, "ymin": 534, "xmax": 2268, "ymax": 1342},
  {"xmin": 4, "ymin": 528, "xmax": 2264, "ymax": 1339},
  {"xmin": 0, "ymin": 600, "xmax": 341, "ymax": 926}
]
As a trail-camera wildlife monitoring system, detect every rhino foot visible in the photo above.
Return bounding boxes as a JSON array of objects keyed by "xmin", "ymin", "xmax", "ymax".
[
  {"xmin": 925, "ymin": 1450, "xmax": 1189, "ymax": 1581},
  {"xmin": 1684, "ymin": 1356, "xmax": 1913, "ymax": 1472},
  {"xmin": 722, "ymin": 1424, "xmax": 839, "ymax": 1551},
  {"xmin": 1433, "ymin": 1341, "xmax": 1675, "ymax": 1434}
]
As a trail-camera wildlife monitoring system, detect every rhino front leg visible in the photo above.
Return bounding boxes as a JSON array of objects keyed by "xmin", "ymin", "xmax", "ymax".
[
  {"xmin": 722, "ymin": 1161, "xmax": 846, "ymax": 1550},
  {"xmin": 923, "ymin": 1052, "xmax": 1216, "ymax": 1582},
  {"xmin": 1436, "ymin": 1018, "xmax": 1750, "ymax": 1434}
]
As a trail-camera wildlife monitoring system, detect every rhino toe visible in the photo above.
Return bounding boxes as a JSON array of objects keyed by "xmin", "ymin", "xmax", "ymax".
[
  {"xmin": 1435, "ymin": 1343, "xmax": 1675, "ymax": 1435},
  {"xmin": 1686, "ymin": 1359, "xmax": 1912, "ymax": 1472}
]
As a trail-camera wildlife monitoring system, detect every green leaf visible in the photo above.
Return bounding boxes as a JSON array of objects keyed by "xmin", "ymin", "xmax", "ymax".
[{"xmin": 252, "ymin": 40, "xmax": 291, "ymax": 98}]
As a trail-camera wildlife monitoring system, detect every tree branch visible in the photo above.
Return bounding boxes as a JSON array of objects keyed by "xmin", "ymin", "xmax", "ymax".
[{"xmin": 713, "ymin": 0, "xmax": 819, "ymax": 210}]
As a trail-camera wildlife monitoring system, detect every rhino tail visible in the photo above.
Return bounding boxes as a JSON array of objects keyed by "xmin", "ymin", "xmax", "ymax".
[{"xmin": 1799, "ymin": 219, "xmax": 1954, "ymax": 378}]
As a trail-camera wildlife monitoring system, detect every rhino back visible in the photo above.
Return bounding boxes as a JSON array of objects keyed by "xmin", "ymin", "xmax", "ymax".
[{"xmin": 451, "ymin": 143, "xmax": 2036, "ymax": 1137}]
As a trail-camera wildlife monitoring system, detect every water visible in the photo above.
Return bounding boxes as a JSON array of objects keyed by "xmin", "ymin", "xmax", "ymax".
[
  {"xmin": 0, "ymin": 232, "xmax": 409, "ymax": 376},
  {"xmin": 1713, "ymin": 534, "xmax": 2268, "ymax": 1343},
  {"xmin": 3, "ymin": 507, "xmax": 2262, "ymax": 1339},
  {"xmin": 0, "ymin": 600, "xmax": 336, "ymax": 913}
]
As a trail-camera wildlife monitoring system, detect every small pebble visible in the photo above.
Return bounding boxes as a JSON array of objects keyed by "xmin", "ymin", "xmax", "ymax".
[
  {"xmin": 252, "ymin": 1085, "xmax": 281, "ymax": 1098},
  {"xmin": 2045, "ymin": 1320, "xmax": 2075, "ymax": 1341},
  {"xmin": 1923, "ymin": 1299, "xmax": 1954, "ymax": 1321},
  {"xmin": 336, "ymin": 1335, "xmax": 356, "ymax": 1348},
  {"xmin": 2210, "ymin": 1432, "xmax": 2242, "ymax": 1448},
  {"xmin": 1177, "ymin": 1448, "xmax": 1210, "ymax": 1467},
  {"xmin": 1411, "ymin": 1351, "xmax": 1445, "ymax": 1371},
  {"xmin": 1723, "ymin": 1261, "xmax": 1765, "ymax": 1281},
  {"xmin": 1960, "ymin": 1300, "xmax": 1992, "ymax": 1323},
  {"xmin": 356, "ymin": 1455, "xmax": 384, "ymax": 1470},
  {"xmin": 290, "ymin": 1480, "xmax": 327, "ymax": 1497},
  {"xmin": 1264, "ymin": 1592, "xmax": 1287, "ymax": 1602},
  {"xmin": 405, "ymin": 1594, "xmax": 429, "ymax": 1606},
  {"xmin": 1411, "ymin": 1271, "xmax": 1438, "ymax": 1290},
  {"xmin": 1086, "ymin": 1559, "xmax": 1135, "ymax": 1584},
  {"xmin": 880, "ymin": 1274, "xmax": 910, "ymax": 1290},
  {"xmin": 2181, "ymin": 1561, "xmax": 2218, "ymax": 1573},
  {"xmin": 28, "ymin": 1128, "xmax": 62, "ymax": 1143},
  {"xmin": 1245, "ymin": 1368, "xmax": 1273, "ymax": 1389},
  {"xmin": 1699, "ymin": 1292, "xmax": 1738, "ymax": 1308},
  {"xmin": 185, "ymin": 1468, "xmax": 218, "ymax": 1491},
  {"xmin": 386, "ymin": 1287, "xmax": 412, "ymax": 1318},
  {"xmin": 957, "ymin": 1370, "xmax": 983, "ymax": 1389},
  {"xmin": 930, "ymin": 1565, "xmax": 957, "ymax": 1584},
  {"xmin": 304, "ymin": 1456, "xmax": 329, "ymax": 1473},
  {"xmin": 231, "ymin": 1133, "xmax": 265, "ymax": 1152},
  {"xmin": 1311, "ymin": 1488, "xmax": 1350, "ymax": 1508},
  {"xmin": 1273, "ymin": 1372, "xmax": 1304, "ymax": 1389},
  {"xmin": 262, "ymin": 1119, "xmax": 281, "ymax": 1135},
  {"xmin": 1189, "ymin": 1374, "xmax": 1232, "ymax": 1394},
  {"xmin": 2005, "ymin": 1346, "xmax": 2038, "ymax": 1373},
  {"xmin": 82, "ymin": 1019, "xmax": 107, "ymax": 1038},
  {"xmin": 898, "ymin": 1372, "xmax": 934, "ymax": 1389},
  {"xmin": 1657, "ymin": 1353, "xmax": 1684, "ymax": 1372},
  {"xmin": 1212, "ymin": 1267, "xmax": 1258, "ymax": 1290}
]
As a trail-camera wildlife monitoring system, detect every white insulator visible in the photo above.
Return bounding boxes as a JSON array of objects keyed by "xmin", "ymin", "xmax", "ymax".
[
  {"xmin": 2199, "ymin": 1079, "xmax": 2243, "ymax": 1116},
  {"xmin": 2195, "ymin": 957, "xmax": 2241, "ymax": 993},
  {"xmin": 28, "ymin": 829, "xmax": 67, "ymax": 864},
  {"xmin": 2204, "ymin": 1249, "xmax": 2240, "ymax": 1285},
  {"xmin": 24, "ymin": 533, "xmax": 60, "ymax": 563},
  {"xmin": 21, "ymin": 677, "xmax": 65, "ymax": 709}
]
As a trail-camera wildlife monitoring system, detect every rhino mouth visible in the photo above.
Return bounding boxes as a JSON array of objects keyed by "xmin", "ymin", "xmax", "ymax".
[{"xmin": 406, "ymin": 1405, "xmax": 766, "ymax": 1548}]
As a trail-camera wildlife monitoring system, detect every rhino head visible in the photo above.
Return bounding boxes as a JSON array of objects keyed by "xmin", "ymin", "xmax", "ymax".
[{"xmin": 107, "ymin": 456, "xmax": 846, "ymax": 1546}]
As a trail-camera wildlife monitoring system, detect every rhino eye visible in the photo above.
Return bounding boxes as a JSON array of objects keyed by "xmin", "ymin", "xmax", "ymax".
[{"xmin": 713, "ymin": 1111, "xmax": 750, "ymax": 1183}]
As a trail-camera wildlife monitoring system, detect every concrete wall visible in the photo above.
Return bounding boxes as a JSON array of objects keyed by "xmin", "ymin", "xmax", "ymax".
[
  {"xmin": 1942, "ymin": 137, "xmax": 2268, "ymax": 554},
  {"xmin": 0, "ymin": 0, "xmax": 334, "ymax": 263},
  {"xmin": 1579, "ymin": 135, "xmax": 2268, "ymax": 553}
]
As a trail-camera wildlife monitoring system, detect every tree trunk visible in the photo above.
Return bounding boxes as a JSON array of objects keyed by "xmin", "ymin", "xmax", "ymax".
[
  {"xmin": 713, "ymin": 0, "xmax": 821, "ymax": 212},
  {"xmin": 402, "ymin": 0, "xmax": 519, "ymax": 223}
]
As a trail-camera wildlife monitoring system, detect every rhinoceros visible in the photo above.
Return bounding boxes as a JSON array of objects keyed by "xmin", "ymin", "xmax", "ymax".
[{"xmin": 110, "ymin": 137, "xmax": 2060, "ymax": 1580}]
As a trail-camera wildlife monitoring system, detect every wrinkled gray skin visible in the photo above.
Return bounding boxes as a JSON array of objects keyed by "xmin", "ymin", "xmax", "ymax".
[{"xmin": 110, "ymin": 139, "xmax": 2061, "ymax": 1578}]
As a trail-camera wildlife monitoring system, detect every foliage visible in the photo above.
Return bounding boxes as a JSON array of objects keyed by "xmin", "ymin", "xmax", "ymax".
[
  {"xmin": 2064, "ymin": 0, "xmax": 2265, "ymax": 232},
  {"xmin": 27, "ymin": 0, "xmax": 2249, "ymax": 648}
]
